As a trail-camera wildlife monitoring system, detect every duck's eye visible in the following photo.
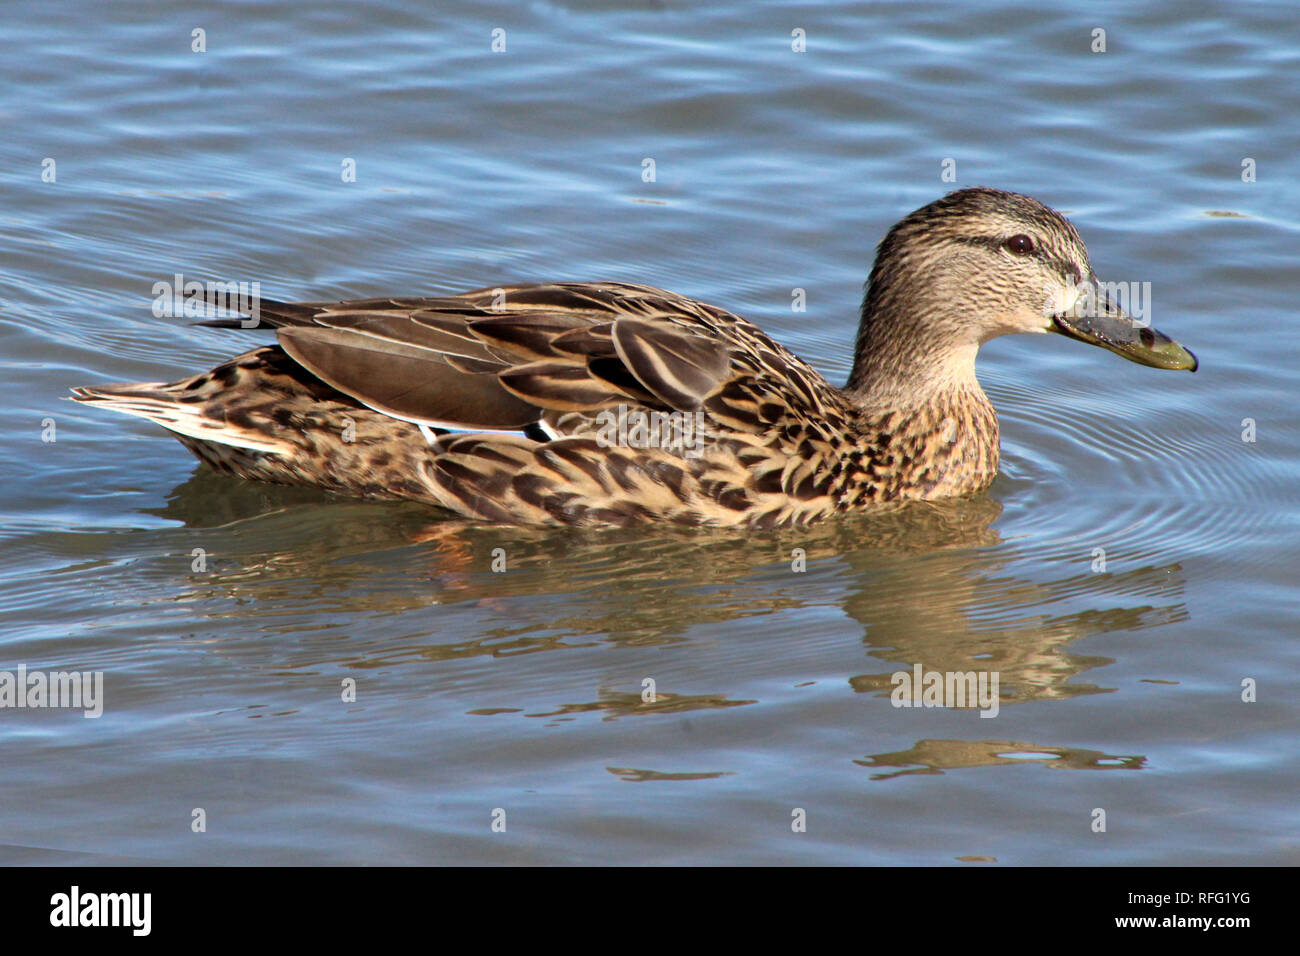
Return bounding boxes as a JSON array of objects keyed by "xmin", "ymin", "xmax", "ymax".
[{"xmin": 1004, "ymin": 234, "xmax": 1035, "ymax": 256}]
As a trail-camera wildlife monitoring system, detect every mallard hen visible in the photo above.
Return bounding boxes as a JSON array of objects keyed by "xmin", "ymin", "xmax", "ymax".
[{"xmin": 72, "ymin": 187, "xmax": 1196, "ymax": 527}]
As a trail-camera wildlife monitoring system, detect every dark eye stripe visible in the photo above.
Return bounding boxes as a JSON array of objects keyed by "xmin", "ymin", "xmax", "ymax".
[
  {"xmin": 952, "ymin": 234, "xmax": 1041, "ymax": 256},
  {"xmin": 951, "ymin": 235, "xmax": 1081, "ymax": 281}
]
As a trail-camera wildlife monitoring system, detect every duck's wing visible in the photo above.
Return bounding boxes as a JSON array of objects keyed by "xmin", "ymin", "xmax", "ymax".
[{"xmin": 199, "ymin": 282, "xmax": 751, "ymax": 434}]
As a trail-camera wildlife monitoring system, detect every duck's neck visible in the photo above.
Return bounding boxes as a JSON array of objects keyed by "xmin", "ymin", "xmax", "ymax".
[
  {"xmin": 844, "ymin": 289, "xmax": 984, "ymax": 413},
  {"xmin": 841, "ymin": 286, "xmax": 1000, "ymax": 497}
]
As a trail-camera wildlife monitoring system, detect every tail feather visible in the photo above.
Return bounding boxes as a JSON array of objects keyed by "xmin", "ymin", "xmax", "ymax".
[
  {"xmin": 190, "ymin": 295, "xmax": 324, "ymax": 330},
  {"xmin": 70, "ymin": 381, "xmax": 292, "ymax": 454}
]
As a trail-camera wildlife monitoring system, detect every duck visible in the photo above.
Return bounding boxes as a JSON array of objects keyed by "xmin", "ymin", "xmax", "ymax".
[{"xmin": 72, "ymin": 187, "xmax": 1197, "ymax": 528}]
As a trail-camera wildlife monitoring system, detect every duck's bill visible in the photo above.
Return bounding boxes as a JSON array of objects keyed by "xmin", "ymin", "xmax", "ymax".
[{"xmin": 1050, "ymin": 299, "xmax": 1198, "ymax": 372}]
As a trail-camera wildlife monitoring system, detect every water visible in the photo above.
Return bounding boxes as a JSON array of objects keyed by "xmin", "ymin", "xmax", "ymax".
[{"xmin": 1, "ymin": 0, "xmax": 1297, "ymax": 864}]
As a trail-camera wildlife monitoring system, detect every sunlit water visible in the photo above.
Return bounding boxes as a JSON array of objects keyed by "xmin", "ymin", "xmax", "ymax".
[{"xmin": 1, "ymin": 0, "xmax": 1297, "ymax": 864}]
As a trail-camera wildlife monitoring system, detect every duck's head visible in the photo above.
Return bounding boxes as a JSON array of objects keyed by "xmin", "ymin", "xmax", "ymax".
[{"xmin": 848, "ymin": 187, "xmax": 1197, "ymax": 399}]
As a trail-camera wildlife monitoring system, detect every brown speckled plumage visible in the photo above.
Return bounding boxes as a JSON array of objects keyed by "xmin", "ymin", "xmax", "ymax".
[{"xmin": 72, "ymin": 188, "xmax": 1196, "ymax": 527}]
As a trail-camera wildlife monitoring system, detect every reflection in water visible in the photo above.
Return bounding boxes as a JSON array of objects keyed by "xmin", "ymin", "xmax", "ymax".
[
  {"xmin": 518, "ymin": 691, "xmax": 756, "ymax": 722},
  {"xmin": 856, "ymin": 739, "xmax": 1147, "ymax": 781},
  {"xmin": 846, "ymin": 560, "xmax": 1190, "ymax": 707},
  {"xmin": 607, "ymin": 767, "xmax": 735, "ymax": 782},
  {"xmin": 143, "ymin": 467, "xmax": 1189, "ymax": 763}
]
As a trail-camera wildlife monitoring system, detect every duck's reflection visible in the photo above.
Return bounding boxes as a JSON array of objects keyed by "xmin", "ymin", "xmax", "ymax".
[
  {"xmin": 149, "ymin": 468, "xmax": 1185, "ymax": 776},
  {"xmin": 855, "ymin": 739, "xmax": 1147, "ymax": 781}
]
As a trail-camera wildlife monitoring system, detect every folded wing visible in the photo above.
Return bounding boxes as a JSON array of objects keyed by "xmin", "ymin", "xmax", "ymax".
[{"xmin": 235, "ymin": 283, "xmax": 739, "ymax": 434}]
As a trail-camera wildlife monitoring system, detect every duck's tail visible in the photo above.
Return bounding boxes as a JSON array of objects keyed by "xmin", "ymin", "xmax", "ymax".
[
  {"xmin": 69, "ymin": 346, "xmax": 435, "ymax": 499},
  {"xmin": 69, "ymin": 378, "xmax": 293, "ymax": 454}
]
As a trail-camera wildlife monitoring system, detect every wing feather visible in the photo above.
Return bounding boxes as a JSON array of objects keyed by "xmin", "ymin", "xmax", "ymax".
[
  {"xmin": 276, "ymin": 326, "xmax": 537, "ymax": 428},
  {"xmin": 194, "ymin": 282, "xmax": 811, "ymax": 441},
  {"xmin": 611, "ymin": 317, "xmax": 731, "ymax": 410}
]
